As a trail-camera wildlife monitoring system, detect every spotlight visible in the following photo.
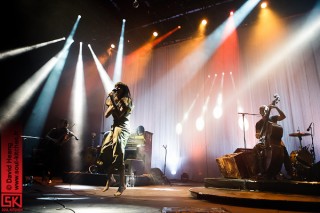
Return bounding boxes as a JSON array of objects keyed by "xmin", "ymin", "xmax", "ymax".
[
  {"xmin": 201, "ymin": 19, "xmax": 207, "ymax": 26},
  {"xmin": 133, "ymin": 0, "xmax": 139, "ymax": 8},
  {"xmin": 111, "ymin": 44, "xmax": 115, "ymax": 49},
  {"xmin": 229, "ymin": 11, "xmax": 234, "ymax": 16},
  {"xmin": 153, "ymin": 31, "xmax": 158, "ymax": 37},
  {"xmin": 261, "ymin": 1, "xmax": 268, "ymax": 9}
]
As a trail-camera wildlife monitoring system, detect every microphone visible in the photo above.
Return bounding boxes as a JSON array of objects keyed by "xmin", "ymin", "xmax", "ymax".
[
  {"xmin": 107, "ymin": 89, "xmax": 116, "ymax": 97},
  {"xmin": 307, "ymin": 122, "xmax": 313, "ymax": 131},
  {"xmin": 109, "ymin": 88, "xmax": 118, "ymax": 95}
]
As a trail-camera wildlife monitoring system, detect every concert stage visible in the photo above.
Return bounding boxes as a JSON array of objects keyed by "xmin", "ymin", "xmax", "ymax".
[
  {"xmin": 22, "ymin": 174, "xmax": 320, "ymax": 213},
  {"xmin": 61, "ymin": 171, "xmax": 320, "ymax": 212}
]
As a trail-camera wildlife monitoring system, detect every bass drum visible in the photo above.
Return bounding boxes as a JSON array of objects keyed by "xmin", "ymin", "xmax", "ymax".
[
  {"xmin": 290, "ymin": 149, "xmax": 313, "ymax": 179},
  {"xmin": 290, "ymin": 149, "xmax": 313, "ymax": 168}
]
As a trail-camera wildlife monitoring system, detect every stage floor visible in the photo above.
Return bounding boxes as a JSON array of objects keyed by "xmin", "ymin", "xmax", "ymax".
[{"xmin": 21, "ymin": 176, "xmax": 320, "ymax": 213}]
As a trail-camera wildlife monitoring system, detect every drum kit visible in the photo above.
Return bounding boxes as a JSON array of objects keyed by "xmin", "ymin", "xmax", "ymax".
[
  {"xmin": 249, "ymin": 129, "xmax": 315, "ymax": 180},
  {"xmin": 86, "ymin": 146, "xmax": 101, "ymax": 174},
  {"xmin": 288, "ymin": 131, "xmax": 315, "ymax": 179}
]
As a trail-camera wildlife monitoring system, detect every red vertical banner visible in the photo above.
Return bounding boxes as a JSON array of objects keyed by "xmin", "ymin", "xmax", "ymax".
[{"xmin": 1, "ymin": 123, "xmax": 23, "ymax": 212}]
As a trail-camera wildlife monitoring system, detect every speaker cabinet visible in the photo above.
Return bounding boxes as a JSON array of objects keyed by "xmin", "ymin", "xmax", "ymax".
[{"xmin": 309, "ymin": 161, "xmax": 320, "ymax": 181}]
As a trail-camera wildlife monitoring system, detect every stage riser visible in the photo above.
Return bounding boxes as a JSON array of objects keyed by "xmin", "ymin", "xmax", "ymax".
[{"xmin": 204, "ymin": 178, "xmax": 320, "ymax": 196}]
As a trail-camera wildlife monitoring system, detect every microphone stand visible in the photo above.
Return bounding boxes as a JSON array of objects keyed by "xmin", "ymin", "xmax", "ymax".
[
  {"xmin": 309, "ymin": 123, "xmax": 316, "ymax": 163},
  {"xmin": 162, "ymin": 145, "xmax": 171, "ymax": 185},
  {"xmin": 163, "ymin": 145, "xmax": 167, "ymax": 176},
  {"xmin": 238, "ymin": 112, "xmax": 260, "ymax": 150},
  {"xmin": 237, "ymin": 112, "xmax": 259, "ymax": 190}
]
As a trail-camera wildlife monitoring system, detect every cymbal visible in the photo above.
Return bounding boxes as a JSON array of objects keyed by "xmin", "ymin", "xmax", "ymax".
[{"xmin": 289, "ymin": 132, "xmax": 311, "ymax": 137}]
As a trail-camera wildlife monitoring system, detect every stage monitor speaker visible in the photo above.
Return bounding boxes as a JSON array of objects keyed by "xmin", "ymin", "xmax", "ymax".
[
  {"xmin": 216, "ymin": 152, "xmax": 247, "ymax": 179},
  {"xmin": 125, "ymin": 159, "xmax": 145, "ymax": 175},
  {"xmin": 149, "ymin": 168, "xmax": 171, "ymax": 185},
  {"xmin": 309, "ymin": 161, "xmax": 320, "ymax": 181},
  {"xmin": 216, "ymin": 149, "xmax": 258, "ymax": 179}
]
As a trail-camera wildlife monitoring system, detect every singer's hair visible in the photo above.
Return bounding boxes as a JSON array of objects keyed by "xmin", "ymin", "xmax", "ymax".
[{"xmin": 115, "ymin": 82, "xmax": 131, "ymax": 99}]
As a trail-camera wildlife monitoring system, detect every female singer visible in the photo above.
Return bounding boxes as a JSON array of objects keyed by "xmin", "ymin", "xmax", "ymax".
[{"xmin": 97, "ymin": 82, "xmax": 133, "ymax": 196}]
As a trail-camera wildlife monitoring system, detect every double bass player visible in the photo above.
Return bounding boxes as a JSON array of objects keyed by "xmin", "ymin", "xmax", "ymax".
[{"xmin": 254, "ymin": 98, "xmax": 294, "ymax": 179}]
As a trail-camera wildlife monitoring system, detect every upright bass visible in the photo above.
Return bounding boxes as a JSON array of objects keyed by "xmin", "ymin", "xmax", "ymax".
[
  {"xmin": 259, "ymin": 94, "xmax": 283, "ymax": 146},
  {"xmin": 256, "ymin": 94, "xmax": 284, "ymax": 178}
]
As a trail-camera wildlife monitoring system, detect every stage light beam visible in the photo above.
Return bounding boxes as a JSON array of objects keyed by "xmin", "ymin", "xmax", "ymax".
[
  {"xmin": 69, "ymin": 42, "xmax": 87, "ymax": 171},
  {"xmin": 23, "ymin": 15, "xmax": 81, "ymax": 137},
  {"xmin": 88, "ymin": 44, "xmax": 114, "ymax": 93},
  {"xmin": 113, "ymin": 19, "xmax": 126, "ymax": 82},
  {"xmin": 0, "ymin": 38, "xmax": 65, "ymax": 61}
]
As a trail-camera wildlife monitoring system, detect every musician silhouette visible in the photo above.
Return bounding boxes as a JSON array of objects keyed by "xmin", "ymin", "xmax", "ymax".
[
  {"xmin": 43, "ymin": 119, "xmax": 77, "ymax": 183},
  {"xmin": 255, "ymin": 104, "xmax": 294, "ymax": 179}
]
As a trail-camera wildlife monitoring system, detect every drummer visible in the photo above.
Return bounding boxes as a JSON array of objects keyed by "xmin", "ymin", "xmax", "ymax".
[{"xmin": 255, "ymin": 104, "xmax": 294, "ymax": 179}]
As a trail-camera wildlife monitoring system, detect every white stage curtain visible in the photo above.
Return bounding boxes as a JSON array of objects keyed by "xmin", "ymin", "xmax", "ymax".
[{"xmin": 101, "ymin": 12, "xmax": 320, "ymax": 181}]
